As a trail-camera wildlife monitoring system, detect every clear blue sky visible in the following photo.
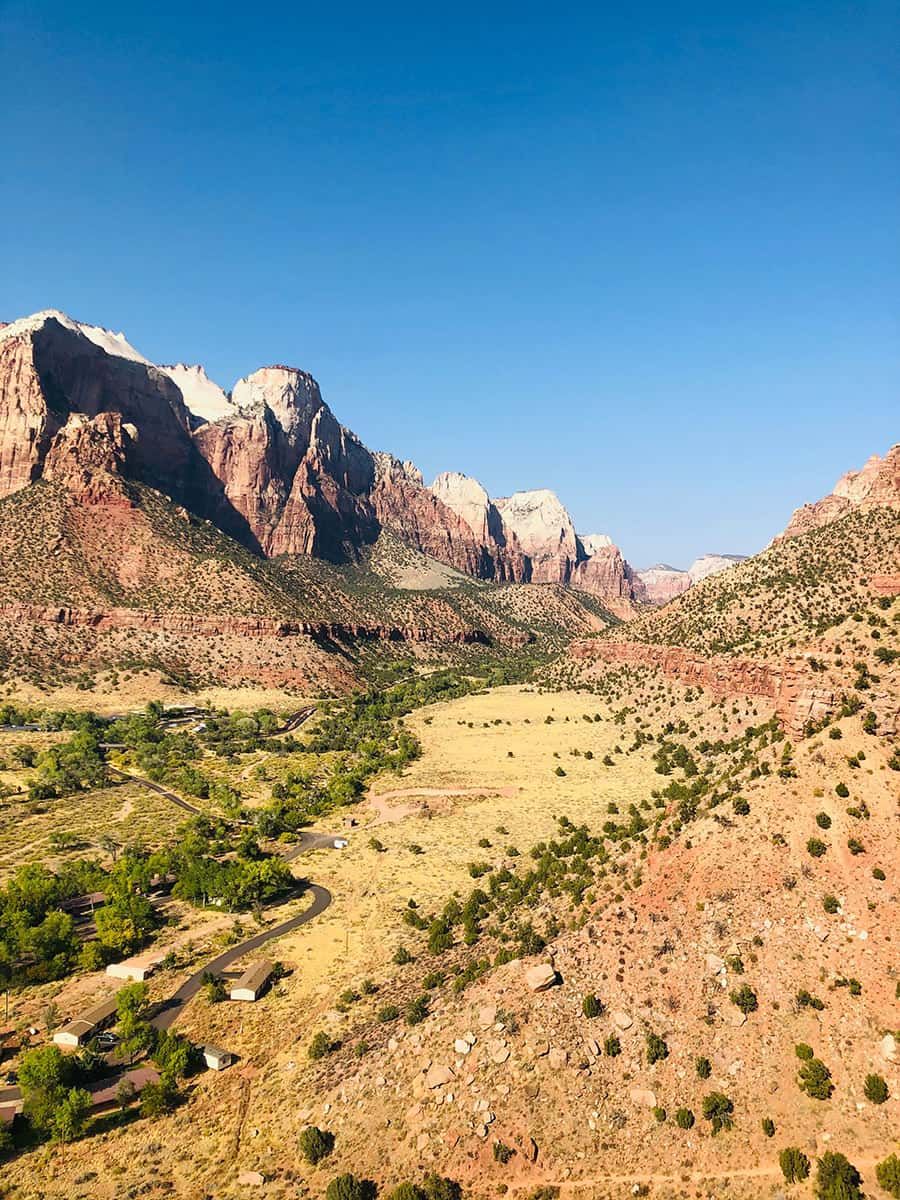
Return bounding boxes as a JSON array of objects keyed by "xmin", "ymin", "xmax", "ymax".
[{"xmin": 2, "ymin": 1, "xmax": 897, "ymax": 567}]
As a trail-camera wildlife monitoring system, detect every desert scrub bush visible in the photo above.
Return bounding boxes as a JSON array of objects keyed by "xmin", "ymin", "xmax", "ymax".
[
  {"xmin": 652, "ymin": 1105, "xmax": 667, "ymax": 1123},
  {"xmin": 814, "ymin": 1152, "xmax": 862, "ymax": 1200},
  {"xmin": 847, "ymin": 837, "xmax": 864, "ymax": 855},
  {"xmin": 604, "ymin": 1034, "xmax": 621, "ymax": 1057},
  {"xmin": 701, "ymin": 1091, "xmax": 734, "ymax": 1134},
  {"xmin": 807, "ymin": 837, "xmax": 827, "ymax": 858},
  {"xmin": 405, "ymin": 995, "xmax": 430, "ymax": 1025},
  {"xmin": 421, "ymin": 1177, "xmax": 462, "ymax": 1200},
  {"xmin": 646, "ymin": 1033, "xmax": 669, "ymax": 1064},
  {"xmin": 815, "ymin": 812, "xmax": 832, "ymax": 829},
  {"xmin": 761, "ymin": 1117, "xmax": 775, "ymax": 1137},
  {"xmin": 873, "ymin": 866, "xmax": 886, "ymax": 880},
  {"xmin": 797, "ymin": 989, "xmax": 825, "ymax": 1011},
  {"xmin": 387, "ymin": 1186, "xmax": 426, "ymax": 1200},
  {"xmin": 730, "ymin": 983, "xmax": 758, "ymax": 1014},
  {"xmin": 798, "ymin": 1056, "xmax": 834, "ymax": 1100},
  {"xmin": 779, "ymin": 1147, "xmax": 810, "ymax": 1183},
  {"xmin": 308, "ymin": 1031, "xmax": 337, "ymax": 1060},
  {"xmin": 394, "ymin": 946, "xmax": 414, "ymax": 965},
  {"xmin": 326, "ymin": 1175, "xmax": 376, "ymax": 1200},
  {"xmin": 675, "ymin": 1107, "xmax": 694, "ymax": 1129},
  {"xmin": 863, "ymin": 1072, "xmax": 888, "ymax": 1103},
  {"xmin": 876, "ymin": 1154, "xmax": 900, "ymax": 1197},
  {"xmin": 795, "ymin": 1042, "xmax": 814, "ymax": 1060},
  {"xmin": 822, "ymin": 894, "xmax": 840, "ymax": 914},
  {"xmin": 492, "ymin": 1141, "xmax": 516, "ymax": 1163},
  {"xmin": 835, "ymin": 782, "xmax": 849, "ymax": 798},
  {"xmin": 695, "ymin": 1055, "xmax": 712, "ymax": 1079},
  {"xmin": 581, "ymin": 993, "xmax": 603, "ymax": 1018},
  {"xmin": 299, "ymin": 1126, "xmax": 335, "ymax": 1164}
]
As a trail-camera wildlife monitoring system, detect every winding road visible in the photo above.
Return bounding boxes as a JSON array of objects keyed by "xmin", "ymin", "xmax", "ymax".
[{"xmin": 151, "ymin": 882, "xmax": 332, "ymax": 1030}]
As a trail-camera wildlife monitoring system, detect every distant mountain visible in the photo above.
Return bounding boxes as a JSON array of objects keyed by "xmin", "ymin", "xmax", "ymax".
[{"xmin": 635, "ymin": 554, "xmax": 746, "ymax": 604}]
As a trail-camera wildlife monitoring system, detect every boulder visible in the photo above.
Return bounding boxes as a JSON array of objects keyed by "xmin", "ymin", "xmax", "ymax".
[
  {"xmin": 880, "ymin": 1033, "xmax": 898, "ymax": 1064},
  {"xmin": 425, "ymin": 1065, "xmax": 454, "ymax": 1089},
  {"xmin": 525, "ymin": 963, "xmax": 559, "ymax": 992},
  {"xmin": 628, "ymin": 1088, "xmax": 657, "ymax": 1108},
  {"xmin": 612, "ymin": 1011, "xmax": 633, "ymax": 1030}
]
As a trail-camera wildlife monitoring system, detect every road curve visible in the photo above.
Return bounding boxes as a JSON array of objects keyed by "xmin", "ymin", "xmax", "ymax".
[
  {"xmin": 151, "ymin": 882, "xmax": 332, "ymax": 1031},
  {"xmin": 108, "ymin": 767, "xmax": 203, "ymax": 815}
]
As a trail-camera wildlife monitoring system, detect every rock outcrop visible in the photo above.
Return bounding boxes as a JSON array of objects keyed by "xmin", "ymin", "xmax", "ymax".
[
  {"xmin": 570, "ymin": 638, "xmax": 835, "ymax": 735},
  {"xmin": 688, "ymin": 553, "xmax": 747, "ymax": 584},
  {"xmin": 0, "ymin": 309, "xmax": 640, "ymax": 605},
  {"xmin": 635, "ymin": 564, "xmax": 691, "ymax": 604},
  {"xmin": 779, "ymin": 445, "xmax": 900, "ymax": 540}
]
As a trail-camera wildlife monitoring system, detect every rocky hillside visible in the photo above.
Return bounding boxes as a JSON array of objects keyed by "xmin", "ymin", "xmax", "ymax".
[
  {"xmin": 779, "ymin": 444, "xmax": 900, "ymax": 540},
  {"xmin": 0, "ymin": 311, "xmax": 643, "ymax": 607}
]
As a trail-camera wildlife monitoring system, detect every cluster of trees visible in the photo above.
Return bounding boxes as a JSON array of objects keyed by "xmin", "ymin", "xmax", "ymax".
[{"xmin": 2, "ymin": 983, "xmax": 200, "ymax": 1157}]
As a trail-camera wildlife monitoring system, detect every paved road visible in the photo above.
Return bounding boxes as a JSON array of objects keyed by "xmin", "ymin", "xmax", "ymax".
[
  {"xmin": 151, "ymin": 882, "xmax": 332, "ymax": 1030},
  {"xmin": 107, "ymin": 767, "xmax": 203, "ymax": 815}
]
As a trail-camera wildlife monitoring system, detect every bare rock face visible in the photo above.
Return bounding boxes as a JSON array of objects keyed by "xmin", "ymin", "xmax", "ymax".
[
  {"xmin": 572, "ymin": 544, "xmax": 639, "ymax": 603},
  {"xmin": 579, "ymin": 532, "xmax": 614, "ymax": 557},
  {"xmin": 195, "ymin": 366, "xmax": 376, "ymax": 559},
  {"xmin": 429, "ymin": 471, "xmax": 528, "ymax": 581},
  {"xmin": 495, "ymin": 489, "xmax": 579, "ymax": 584},
  {"xmin": 779, "ymin": 445, "xmax": 900, "ymax": 539},
  {"xmin": 688, "ymin": 553, "xmax": 746, "ymax": 584},
  {"xmin": 635, "ymin": 564, "xmax": 690, "ymax": 604},
  {"xmin": 159, "ymin": 363, "xmax": 234, "ymax": 425},
  {"xmin": 43, "ymin": 412, "xmax": 136, "ymax": 505}
]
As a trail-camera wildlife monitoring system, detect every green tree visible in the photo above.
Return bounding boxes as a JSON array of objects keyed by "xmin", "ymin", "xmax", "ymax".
[
  {"xmin": 51, "ymin": 1086, "xmax": 91, "ymax": 1143},
  {"xmin": 730, "ymin": 984, "xmax": 758, "ymax": 1014},
  {"xmin": 798, "ymin": 1057, "xmax": 834, "ymax": 1100},
  {"xmin": 814, "ymin": 1152, "xmax": 862, "ymax": 1200},
  {"xmin": 675, "ymin": 1107, "xmax": 694, "ymax": 1129},
  {"xmin": 701, "ymin": 1092, "xmax": 734, "ymax": 1134},
  {"xmin": 140, "ymin": 1075, "xmax": 180, "ymax": 1118},
  {"xmin": 863, "ymin": 1072, "xmax": 888, "ymax": 1103},
  {"xmin": 325, "ymin": 1174, "xmax": 376, "ymax": 1200},
  {"xmin": 299, "ymin": 1124, "xmax": 335, "ymax": 1164},
  {"xmin": 876, "ymin": 1153, "xmax": 900, "ymax": 1198},
  {"xmin": 779, "ymin": 1147, "xmax": 810, "ymax": 1184}
]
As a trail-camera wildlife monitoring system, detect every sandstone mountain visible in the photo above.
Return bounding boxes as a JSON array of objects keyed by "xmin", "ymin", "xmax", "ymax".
[
  {"xmin": 0, "ymin": 310, "xmax": 644, "ymax": 608},
  {"xmin": 779, "ymin": 444, "xmax": 900, "ymax": 539},
  {"xmin": 635, "ymin": 553, "xmax": 746, "ymax": 604}
]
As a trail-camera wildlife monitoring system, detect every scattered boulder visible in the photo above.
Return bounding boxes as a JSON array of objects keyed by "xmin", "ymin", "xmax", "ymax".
[
  {"xmin": 525, "ymin": 962, "xmax": 559, "ymax": 992},
  {"xmin": 425, "ymin": 1065, "xmax": 454, "ymax": 1089},
  {"xmin": 612, "ymin": 1011, "xmax": 634, "ymax": 1030},
  {"xmin": 237, "ymin": 1172, "xmax": 266, "ymax": 1188},
  {"xmin": 880, "ymin": 1033, "xmax": 898, "ymax": 1064},
  {"xmin": 629, "ymin": 1087, "xmax": 657, "ymax": 1108}
]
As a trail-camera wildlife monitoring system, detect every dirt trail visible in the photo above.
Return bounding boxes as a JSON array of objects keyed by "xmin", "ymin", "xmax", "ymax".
[{"xmin": 367, "ymin": 785, "xmax": 518, "ymax": 825}]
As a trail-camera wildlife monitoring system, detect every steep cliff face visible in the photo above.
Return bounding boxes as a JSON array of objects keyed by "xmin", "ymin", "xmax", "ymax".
[
  {"xmin": 635, "ymin": 564, "xmax": 691, "ymax": 604},
  {"xmin": 194, "ymin": 366, "xmax": 376, "ymax": 560},
  {"xmin": 779, "ymin": 445, "xmax": 900, "ymax": 539},
  {"xmin": 495, "ymin": 489, "xmax": 579, "ymax": 584},
  {"xmin": 0, "ymin": 308, "xmax": 641, "ymax": 605}
]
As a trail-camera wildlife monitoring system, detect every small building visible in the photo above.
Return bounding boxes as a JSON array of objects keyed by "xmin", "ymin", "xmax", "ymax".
[
  {"xmin": 59, "ymin": 891, "xmax": 106, "ymax": 917},
  {"xmin": 106, "ymin": 950, "xmax": 165, "ymax": 982},
  {"xmin": 203, "ymin": 1045, "xmax": 234, "ymax": 1071},
  {"xmin": 53, "ymin": 995, "xmax": 119, "ymax": 1048},
  {"xmin": 229, "ymin": 959, "xmax": 273, "ymax": 1003},
  {"xmin": 89, "ymin": 1066, "xmax": 159, "ymax": 1112},
  {"xmin": 333, "ymin": 838, "xmax": 349, "ymax": 849}
]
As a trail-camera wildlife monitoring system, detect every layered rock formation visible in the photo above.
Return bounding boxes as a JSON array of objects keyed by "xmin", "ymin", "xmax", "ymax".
[
  {"xmin": 779, "ymin": 445, "xmax": 900, "ymax": 539},
  {"xmin": 570, "ymin": 638, "xmax": 834, "ymax": 736},
  {"xmin": 635, "ymin": 554, "xmax": 746, "ymax": 604},
  {"xmin": 0, "ymin": 308, "xmax": 642, "ymax": 605}
]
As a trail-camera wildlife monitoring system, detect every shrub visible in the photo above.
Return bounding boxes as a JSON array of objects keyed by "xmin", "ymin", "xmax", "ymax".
[
  {"xmin": 604, "ymin": 1034, "xmax": 621, "ymax": 1057},
  {"xmin": 730, "ymin": 984, "xmax": 758, "ymax": 1014},
  {"xmin": 815, "ymin": 812, "xmax": 832, "ymax": 829},
  {"xmin": 822, "ymin": 894, "xmax": 840, "ymax": 914},
  {"xmin": 797, "ymin": 989, "xmax": 825, "ymax": 1011},
  {"xmin": 581, "ymin": 993, "xmax": 603, "ymax": 1018},
  {"xmin": 835, "ymin": 782, "xmax": 849, "ymax": 798},
  {"xmin": 814, "ymin": 1152, "xmax": 862, "ymax": 1200},
  {"xmin": 876, "ymin": 1153, "xmax": 900, "ymax": 1198},
  {"xmin": 863, "ymin": 1072, "xmax": 888, "ymax": 1103},
  {"xmin": 847, "ymin": 837, "xmax": 864, "ymax": 856},
  {"xmin": 732, "ymin": 797, "xmax": 750, "ymax": 816},
  {"xmin": 675, "ymin": 1107, "xmax": 694, "ymax": 1129},
  {"xmin": 695, "ymin": 1056, "xmax": 711, "ymax": 1079},
  {"xmin": 873, "ymin": 867, "xmax": 886, "ymax": 880},
  {"xmin": 421, "ymin": 1176, "xmax": 462, "ymax": 1200},
  {"xmin": 795, "ymin": 1043, "xmax": 814, "ymax": 1060},
  {"xmin": 807, "ymin": 838, "xmax": 827, "ymax": 858},
  {"xmin": 646, "ymin": 1033, "xmax": 668, "ymax": 1064},
  {"xmin": 798, "ymin": 1057, "xmax": 834, "ymax": 1100},
  {"xmin": 387, "ymin": 1186, "xmax": 426, "ymax": 1200},
  {"xmin": 493, "ymin": 1141, "xmax": 516, "ymax": 1164},
  {"xmin": 652, "ymin": 1105, "xmax": 667, "ymax": 1123},
  {"xmin": 779, "ymin": 1147, "xmax": 811, "ymax": 1183},
  {"xmin": 761, "ymin": 1117, "xmax": 775, "ymax": 1137},
  {"xmin": 405, "ymin": 995, "xmax": 430, "ymax": 1025},
  {"xmin": 308, "ymin": 1031, "xmax": 336, "ymax": 1060},
  {"xmin": 377, "ymin": 1004, "xmax": 400, "ymax": 1023},
  {"xmin": 394, "ymin": 946, "xmax": 413, "ymax": 965},
  {"xmin": 701, "ymin": 1091, "xmax": 734, "ymax": 1134},
  {"xmin": 299, "ymin": 1126, "xmax": 335, "ymax": 1165},
  {"xmin": 326, "ymin": 1175, "xmax": 376, "ymax": 1200}
]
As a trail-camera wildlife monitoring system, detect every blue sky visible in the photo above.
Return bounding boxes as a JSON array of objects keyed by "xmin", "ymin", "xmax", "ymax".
[{"xmin": 2, "ymin": 1, "xmax": 897, "ymax": 567}]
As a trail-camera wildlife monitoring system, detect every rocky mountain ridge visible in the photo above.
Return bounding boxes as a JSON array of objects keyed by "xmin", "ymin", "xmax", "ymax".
[
  {"xmin": 636, "ymin": 554, "xmax": 748, "ymax": 603},
  {"xmin": 779, "ymin": 445, "xmax": 900, "ymax": 539},
  {"xmin": 0, "ymin": 310, "xmax": 743, "ymax": 610}
]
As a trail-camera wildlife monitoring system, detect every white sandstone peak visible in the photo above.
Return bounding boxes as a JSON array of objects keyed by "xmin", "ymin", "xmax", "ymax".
[{"xmin": 159, "ymin": 363, "xmax": 234, "ymax": 424}]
